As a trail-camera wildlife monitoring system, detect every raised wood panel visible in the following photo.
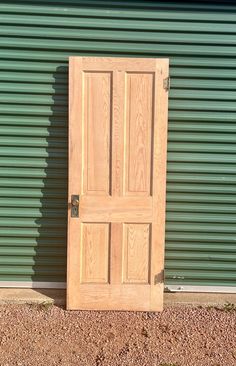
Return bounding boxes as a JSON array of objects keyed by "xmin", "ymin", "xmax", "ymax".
[
  {"xmin": 83, "ymin": 72, "xmax": 112, "ymax": 195},
  {"xmin": 81, "ymin": 223, "xmax": 110, "ymax": 284},
  {"xmin": 122, "ymin": 223, "xmax": 150, "ymax": 284},
  {"xmin": 125, "ymin": 73, "xmax": 154, "ymax": 196}
]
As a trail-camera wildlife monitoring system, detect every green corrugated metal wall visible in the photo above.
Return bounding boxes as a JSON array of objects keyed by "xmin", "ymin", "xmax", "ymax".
[{"xmin": 0, "ymin": 0, "xmax": 236, "ymax": 287}]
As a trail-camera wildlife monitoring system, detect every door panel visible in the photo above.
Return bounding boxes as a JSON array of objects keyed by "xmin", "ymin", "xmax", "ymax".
[
  {"xmin": 81, "ymin": 223, "xmax": 110, "ymax": 284},
  {"xmin": 125, "ymin": 73, "xmax": 153, "ymax": 196},
  {"xmin": 122, "ymin": 223, "xmax": 151, "ymax": 284},
  {"xmin": 83, "ymin": 72, "xmax": 112, "ymax": 196},
  {"xmin": 68, "ymin": 57, "xmax": 169, "ymax": 311}
]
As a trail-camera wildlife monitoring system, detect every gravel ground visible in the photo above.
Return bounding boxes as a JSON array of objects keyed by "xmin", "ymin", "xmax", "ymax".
[{"xmin": 0, "ymin": 304, "xmax": 235, "ymax": 366}]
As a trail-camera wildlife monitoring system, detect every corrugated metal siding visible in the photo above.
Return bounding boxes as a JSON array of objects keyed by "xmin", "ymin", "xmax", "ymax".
[{"xmin": 0, "ymin": 0, "xmax": 236, "ymax": 286}]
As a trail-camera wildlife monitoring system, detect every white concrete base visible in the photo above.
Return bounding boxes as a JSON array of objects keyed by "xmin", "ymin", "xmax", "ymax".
[
  {"xmin": 164, "ymin": 292, "xmax": 236, "ymax": 306},
  {"xmin": 0, "ymin": 289, "xmax": 66, "ymax": 306},
  {"xmin": 0, "ymin": 289, "xmax": 235, "ymax": 307}
]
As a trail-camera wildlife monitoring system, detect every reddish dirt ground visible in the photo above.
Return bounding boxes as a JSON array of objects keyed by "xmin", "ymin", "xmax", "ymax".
[{"xmin": 0, "ymin": 304, "xmax": 235, "ymax": 366}]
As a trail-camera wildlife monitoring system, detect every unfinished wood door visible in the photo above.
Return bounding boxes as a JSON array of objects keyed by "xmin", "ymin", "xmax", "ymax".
[{"xmin": 67, "ymin": 57, "xmax": 169, "ymax": 311}]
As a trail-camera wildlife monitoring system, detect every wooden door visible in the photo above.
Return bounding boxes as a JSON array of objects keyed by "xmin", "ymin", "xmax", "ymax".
[{"xmin": 67, "ymin": 57, "xmax": 169, "ymax": 311}]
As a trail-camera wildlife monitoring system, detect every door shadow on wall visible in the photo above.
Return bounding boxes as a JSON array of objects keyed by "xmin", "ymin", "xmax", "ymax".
[{"xmin": 32, "ymin": 65, "xmax": 69, "ymax": 308}]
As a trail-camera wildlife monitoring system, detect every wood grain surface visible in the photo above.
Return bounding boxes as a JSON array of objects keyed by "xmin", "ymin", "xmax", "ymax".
[{"xmin": 67, "ymin": 57, "xmax": 169, "ymax": 311}]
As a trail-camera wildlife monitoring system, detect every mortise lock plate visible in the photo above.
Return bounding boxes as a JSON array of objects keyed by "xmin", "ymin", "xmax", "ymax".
[{"xmin": 71, "ymin": 195, "xmax": 80, "ymax": 217}]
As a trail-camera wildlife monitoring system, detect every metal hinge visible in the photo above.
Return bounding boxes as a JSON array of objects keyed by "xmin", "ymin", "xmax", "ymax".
[
  {"xmin": 154, "ymin": 270, "xmax": 164, "ymax": 284},
  {"xmin": 163, "ymin": 77, "xmax": 170, "ymax": 91}
]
